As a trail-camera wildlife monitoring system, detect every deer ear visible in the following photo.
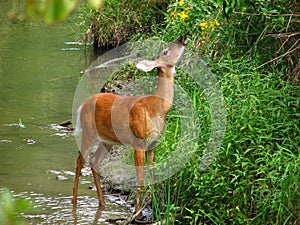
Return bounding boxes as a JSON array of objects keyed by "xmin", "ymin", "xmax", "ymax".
[{"xmin": 136, "ymin": 60, "xmax": 157, "ymax": 72}]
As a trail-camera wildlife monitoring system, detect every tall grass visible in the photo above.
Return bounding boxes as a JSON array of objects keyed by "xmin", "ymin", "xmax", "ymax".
[
  {"xmin": 79, "ymin": 0, "xmax": 168, "ymax": 52},
  {"xmin": 95, "ymin": 35, "xmax": 299, "ymax": 225},
  {"xmin": 150, "ymin": 59, "xmax": 299, "ymax": 224}
]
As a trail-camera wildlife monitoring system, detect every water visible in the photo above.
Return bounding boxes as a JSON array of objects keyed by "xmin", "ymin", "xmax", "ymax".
[{"xmin": 0, "ymin": 1, "xmax": 131, "ymax": 224}]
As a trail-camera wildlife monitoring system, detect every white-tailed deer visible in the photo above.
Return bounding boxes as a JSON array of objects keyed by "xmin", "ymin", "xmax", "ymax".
[{"xmin": 72, "ymin": 38, "xmax": 187, "ymax": 217}]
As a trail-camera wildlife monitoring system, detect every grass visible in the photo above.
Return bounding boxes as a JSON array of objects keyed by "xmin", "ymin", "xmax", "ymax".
[
  {"xmin": 150, "ymin": 59, "xmax": 300, "ymax": 224},
  {"xmin": 79, "ymin": 0, "xmax": 168, "ymax": 52},
  {"xmin": 77, "ymin": 1, "xmax": 299, "ymax": 223},
  {"xmin": 102, "ymin": 49, "xmax": 299, "ymax": 224}
]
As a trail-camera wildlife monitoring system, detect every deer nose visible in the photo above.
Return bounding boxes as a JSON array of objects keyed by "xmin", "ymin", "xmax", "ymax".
[
  {"xmin": 178, "ymin": 37, "xmax": 188, "ymax": 46},
  {"xmin": 152, "ymin": 55, "xmax": 158, "ymax": 60}
]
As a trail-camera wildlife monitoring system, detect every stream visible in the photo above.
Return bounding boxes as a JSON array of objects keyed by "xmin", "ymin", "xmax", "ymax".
[{"xmin": 0, "ymin": 1, "xmax": 132, "ymax": 224}]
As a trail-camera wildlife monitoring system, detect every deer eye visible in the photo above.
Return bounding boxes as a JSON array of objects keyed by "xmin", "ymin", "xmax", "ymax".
[{"xmin": 163, "ymin": 50, "xmax": 168, "ymax": 55}]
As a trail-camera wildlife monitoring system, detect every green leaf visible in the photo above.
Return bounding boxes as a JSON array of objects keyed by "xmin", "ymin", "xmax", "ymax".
[
  {"xmin": 25, "ymin": 0, "xmax": 47, "ymax": 18},
  {"xmin": 44, "ymin": 0, "xmax": 78, "ymax": 24},
  {"xmin": 88, "ymin": 0, "xmax": 105, "ymax": 9}
]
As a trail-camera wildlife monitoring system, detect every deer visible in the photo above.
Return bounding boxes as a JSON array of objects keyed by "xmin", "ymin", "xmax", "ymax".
[{"xmin": 72, "ymin": 37, "xmax": 188, "ymax": 219}]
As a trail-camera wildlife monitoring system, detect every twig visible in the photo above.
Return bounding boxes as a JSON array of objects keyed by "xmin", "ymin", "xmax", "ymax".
[
  {"xmin": 48, "ymin": 74, "xmax": 77, "ymax": 81},
  {"xmin": 233, "ymin": 11, "xmax": 300, "ymax": 17},
  {"xmin": 266, "ymin": 32, "xmax": 300, "ymax": 39},
  {"xmin": 124, "ymin": 199, "xmax": 151, "ymax": 225},
  {"xmin": 286, "ymin": 14, "xmax": 292, "ymax": 32},
  {"xmin": 274, "ymin": 33, "xmax": 300, "ymax": 54},
  {"xmin": 59, "ymin": 119, "xmax": 72, "ymax": 127},
  {"xmin": 256, "ymin": 38, "xmax": 300, "ymax": 69}
]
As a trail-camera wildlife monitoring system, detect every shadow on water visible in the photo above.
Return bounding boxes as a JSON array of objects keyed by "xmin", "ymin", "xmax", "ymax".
[{"xmin": 0, "ymin": 1, "xmax": 133, "ymax": 224}]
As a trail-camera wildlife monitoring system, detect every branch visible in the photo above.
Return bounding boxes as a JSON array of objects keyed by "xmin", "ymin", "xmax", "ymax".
[
  {"xmin": 256, "ymin": 38, "xmax": 300, "ymax": 69},
  {"xmin": 265, "ymin": 32, "xmax": 300, "ymax": 39},
  {"xmin": 124, "ymin": 198, "xmax": 151, "ymax": 225},
  {"xmin": 233, "ymin": 11, "xmax": 300, "ymax": 17}
]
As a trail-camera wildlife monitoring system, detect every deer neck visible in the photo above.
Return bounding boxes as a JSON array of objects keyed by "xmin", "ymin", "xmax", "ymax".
[{"xmin": 154, "ymin": 67, "xmax": 175, "ymax": 113}]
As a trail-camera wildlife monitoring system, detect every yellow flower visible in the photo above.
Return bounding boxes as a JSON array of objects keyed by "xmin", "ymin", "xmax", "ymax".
[
  {"xmin": 209, "ymin": 20, "xmax": 220, "ymax": 31},
  {"xmin": 184, "ymin": 7, "xmax": 191, "ymax": 12},
  {"xmin": 179, "ymin": 10, "xmax": 189, "ymax": 21},
  {"xmin": 201, "ymin": 31, "xmax": 208, "ymax": 40},
  {"xmin": 199, "ymin": 22, "xmax": 208, "ymax": 30},
  {"xmin": 170, "ymin": 11, "xmax": 177, "ymax": 19},
  {"xmin": 178, "ymin": 0, "xmax": 184, "ymax": 7},
  {"xmin": 214, "ymin": 20, "xmax": 220, "ymax": 26},
  {"xmin": 209, "ymin": 21, "xmax": 215, "ymax": 30}
]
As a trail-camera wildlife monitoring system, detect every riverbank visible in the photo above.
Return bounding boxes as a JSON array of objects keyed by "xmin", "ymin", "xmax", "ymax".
[{"xmin": 83, "ymin": 1, "xmax": 300, "ymax": 224}]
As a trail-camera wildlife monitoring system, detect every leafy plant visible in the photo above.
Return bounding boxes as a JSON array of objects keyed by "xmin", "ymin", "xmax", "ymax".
[
  {"xmin": 25, "ymin": 0, "xmax": 104, "ymax": 24},
  {"xmin": 85, "ymin": 0, "xmax": 169, "ymax": 51},
  {"xmin": 165, "ymin": 0, "xmax": 299, "ymax": 77},
  {"xmin": 0, "ymin": 190, "xmax": 34, "ymax": 225},
  {"xmin": 166, "ymin": 0, "xmax": 222, "ymax": 47},
  {"xmin": 17, "ymin": 118, "xmax": 25, "ymax": 129},
  {"xmin": 170, "ymin": 61, "xmax": 299, "ymax": 224}
]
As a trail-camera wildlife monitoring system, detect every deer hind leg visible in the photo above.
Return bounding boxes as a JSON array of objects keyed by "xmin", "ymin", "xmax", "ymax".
[
  {"xmin": 90, "ymin": 142, "xmax": 110, "ymax": 207},
  {"xmin": 72, "ymin": 152, "xmax": 84, "ymax": 209},
  {"xmin": 72, "ymin": 121, "xmax": 97, "ymax": 209}
]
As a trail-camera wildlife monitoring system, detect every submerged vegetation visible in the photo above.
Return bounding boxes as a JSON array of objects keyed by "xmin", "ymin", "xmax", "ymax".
[{"xmin": 82, "ymin": 0, "xmax": 299, "ymax": 224}]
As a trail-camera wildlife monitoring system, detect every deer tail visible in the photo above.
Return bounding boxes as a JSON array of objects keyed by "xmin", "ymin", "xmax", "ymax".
[{"xmin": 74, "ymin": 105, "xmax": 82, "ymax": 136}]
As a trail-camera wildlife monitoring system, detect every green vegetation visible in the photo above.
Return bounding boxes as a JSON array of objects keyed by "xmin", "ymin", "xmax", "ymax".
[
  {"xmin": 172, "ymin": 66, "xmax": 299, "ymax": 224},
  {"xmin": 82, "ymin": 0, "xmax": 299, "ymax": 224},
  {"xmin": 80, "ymin": 0, "xmax": 169, "ymax": 51},
  {"xmin": 0, "ymin": 190, "xmax": 33, "ymax": 225},
  {"xmin": 145, "ymin": 62, "xmax": 299, "ymax": 224},
  {"xmin": 25, "ymin": 0, "xmax": 104, "ymax": 24}
]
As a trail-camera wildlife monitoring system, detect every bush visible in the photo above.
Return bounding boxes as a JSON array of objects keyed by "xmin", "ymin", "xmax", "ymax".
[
  {"xmin": 133, "ymin": 1, "xmax": 299, "ymax": 220},
  {"xmin": 148, "ymin": 59, "xmax": 299, "ymax": 224},
  {"xmin": 177, "ymin": 63, "xmax": 299, "ymax": 224},
  {"xmin": 165, "ymin": 0, "xmax": 300, "ymax": 78},
  {"xmin": 82, "ymin": 0, "xmax": 169, "ymax": 52}
]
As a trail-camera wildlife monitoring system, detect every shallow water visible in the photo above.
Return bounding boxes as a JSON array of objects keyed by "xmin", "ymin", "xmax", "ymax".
[
  {"xmin": 0, "ymin": 1, "xmax": 131, "ymax": 224},
  {"xmin": 15, "ymin": 191, "xmax": 131, "ymax": 225}
]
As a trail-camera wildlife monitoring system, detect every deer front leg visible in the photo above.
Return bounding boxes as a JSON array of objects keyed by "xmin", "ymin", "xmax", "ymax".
[
  {"xmin": 148, "ymin": 149, "xmax": 155, "ymax": 184},
  {"xmin": 91, "ymin": 167, "xmax": 105, "ymax": 207},
  {"xmin": 134, "ymin": 148, "xmax": 145, "ymax": 216}
]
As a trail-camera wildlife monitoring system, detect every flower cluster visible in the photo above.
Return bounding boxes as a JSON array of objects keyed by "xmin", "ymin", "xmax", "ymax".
[
  {"xmin": 199, "ymin": 20, "xmax": 220, "ymax": 31},
  {"xmin": 169, "ymin": 0, "xmax": 190, "ymax": 22},
  {"xmin": 167, "ymin": 0, "xmax": 221, "ymax": 42},
  {"xmin": 199, "ymin": 20, "xmax": 220, "ymax": 39}
]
